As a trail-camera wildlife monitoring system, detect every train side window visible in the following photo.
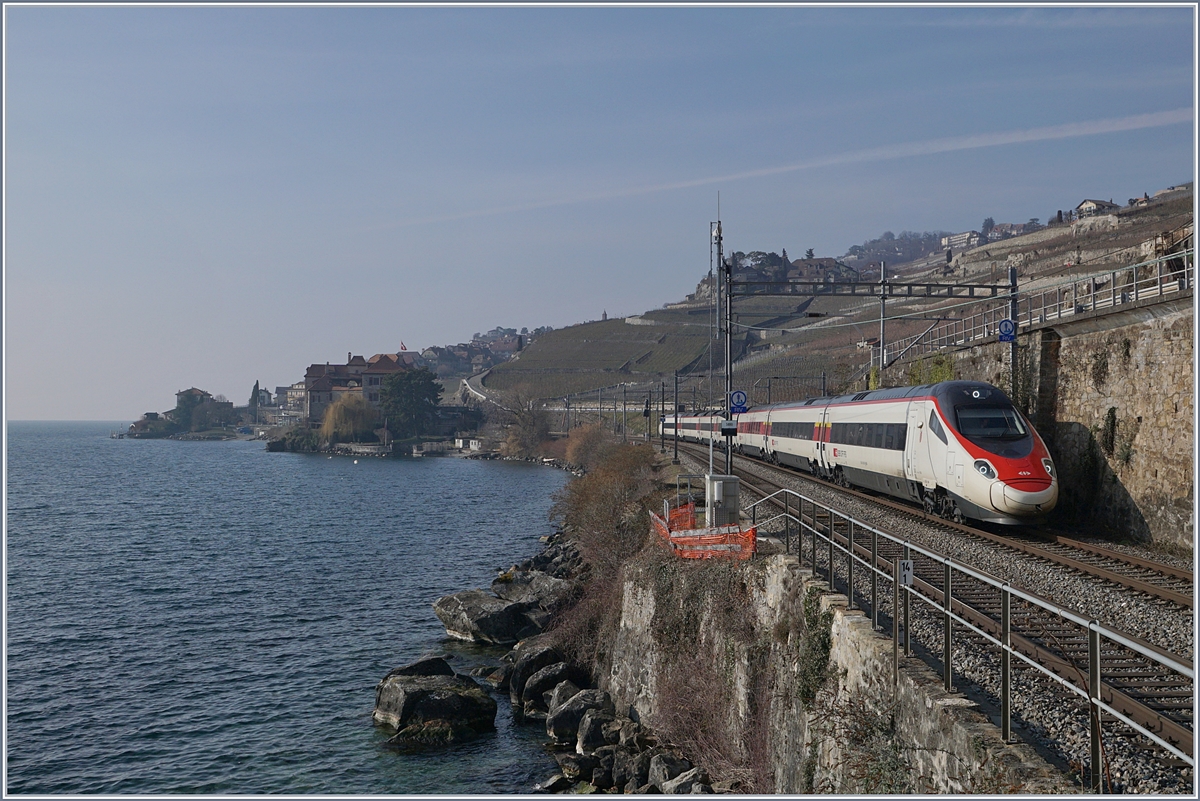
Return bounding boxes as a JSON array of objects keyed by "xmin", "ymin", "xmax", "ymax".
[
  {"xmin": 884, "ymin": 424, "xmax": 894, "ymax": 449},
  {"xmin": 929, "ymin": 411, "xmax": 948, "ymax": 444},
  {"xmin": 896, "ymin": 426, "xmax": 907, "ymax": 450},
  {"xmin": 873, "ymin": 424, "xmax": 884, "ymax": 449}
]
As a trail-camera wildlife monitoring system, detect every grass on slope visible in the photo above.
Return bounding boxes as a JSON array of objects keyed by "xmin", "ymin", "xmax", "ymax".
[{"xmin": 483, "ymin": 317, "xmax": 716, "ymax": 398}]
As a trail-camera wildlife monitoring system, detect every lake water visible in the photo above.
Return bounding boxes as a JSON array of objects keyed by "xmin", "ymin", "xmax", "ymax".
[{"xmin": 5, "ymin": 422, "xmax": 569, "ymax": 794}]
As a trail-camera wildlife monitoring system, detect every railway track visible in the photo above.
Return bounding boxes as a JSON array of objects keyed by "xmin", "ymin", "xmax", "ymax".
[
  {"xmin": 701, "ymin": 443, "xmax": 1193, "ymax": 609},
  {"xmin": 676, "ymin": 443, "xmax": 1194, "ymax": 777}
]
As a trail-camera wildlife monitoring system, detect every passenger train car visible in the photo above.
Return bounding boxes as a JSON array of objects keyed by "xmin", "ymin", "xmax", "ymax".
[{"xmin": 662, "ymin": 381, "xmax": 1057, "ymax": 524}]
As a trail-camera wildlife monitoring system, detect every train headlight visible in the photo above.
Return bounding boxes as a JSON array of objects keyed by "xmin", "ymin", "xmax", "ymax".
[
  {"xmin": 1042, "ymin": 458, "xmax": 1055, "ymax": 478},
  {"xmin": 974, "ymin": 459, "xmax": 997, "ymax": 479}
]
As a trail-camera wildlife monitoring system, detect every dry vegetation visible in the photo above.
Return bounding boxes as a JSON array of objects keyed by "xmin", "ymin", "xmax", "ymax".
[
  {"xmin": 548, "ymin": 440, "xmax": 666, "ymax": 673},
  {"xmin": 544, "ymin": 433, "xmax": 779, "ymax": 791}
]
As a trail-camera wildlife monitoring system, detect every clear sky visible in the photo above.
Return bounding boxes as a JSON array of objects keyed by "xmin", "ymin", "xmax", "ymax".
[{"xmin": 4, "ymin": 4, "xmax": 1195, "ymax": 420}]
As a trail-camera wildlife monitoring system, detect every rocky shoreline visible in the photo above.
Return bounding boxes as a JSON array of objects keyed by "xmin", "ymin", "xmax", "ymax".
[{"xmin": 372, "ymin": 528, "xmax": 716, "ymax": 794}]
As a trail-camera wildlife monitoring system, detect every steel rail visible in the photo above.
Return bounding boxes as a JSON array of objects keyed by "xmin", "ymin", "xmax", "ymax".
[
  {"xmin": 720, "ymin": 443, "xmax": 1193, "ymax": 609},
  {"xmin": 681, "ymin": 444, "xmax": 1195, "ymax": 769}
]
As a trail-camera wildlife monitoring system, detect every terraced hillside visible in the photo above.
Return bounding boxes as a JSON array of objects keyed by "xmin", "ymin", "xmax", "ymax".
[
  {"xmin": 481, "ymin": 186, "xmax": 1191, "ymax": 405},
  {"xmin": 482, "ymin": 317, "xmax": 725, "ymax": 398}
]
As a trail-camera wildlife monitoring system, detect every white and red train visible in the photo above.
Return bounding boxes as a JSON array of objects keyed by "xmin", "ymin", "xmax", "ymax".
[{"xmin": 661, "ymin": 380, "xmax": 1057, "ymax": 525}]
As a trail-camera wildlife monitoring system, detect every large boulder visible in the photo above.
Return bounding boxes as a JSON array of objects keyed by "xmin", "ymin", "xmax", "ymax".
[
  {"xmin": 535, "ymin": 773, "xmax": 573, "ymax": 793},
  {"xmin": 373, "ymin": 672, "xmax": 497, "ymax": 745},
  {"xmin": 433, "ymin": 589, "xmax": 539, "ymax": 645},
  {"xmin": 482, "ymin": 661, "xmax": 513, "ymax": 693},
  {"xmin": 648, "ymin": 753, "xmax": 692, "ymax": 790},
  {"xmin": 522, "ymin": 662, "xmax": 590, "ymax": 718},
  {"xmin": 508, "ymin": 645, "xmax": 566, "ymax": 707},
  {"xmin": 491, "ymin": 570, "xmax": 577, "ymax": 611},
  {"xmin": 662, "ymin": 767, "xmax": 710, "ymax": 794},
  {"xmin": 576, "ymin": 707, "xmax": 616, "ymax": 754},
  {"xmin": 380, "ymin": 656, "xmax": 455, "ymax": 680},
  {"xmin": 613, "ymin": 748, "xmax": 655, "ymax": 790},
  {"xmin": 526, "ymin": 538, "xmax": 584, "ymax": 579},
  {"xmin": 553, "ymin": 751, "xmax": 599, "ymax": 781},
  {"xmin": 546, "ymin": 689, "xmax": 614, "ymax": 743},
  {"xmin": 590, "ymin": 746, "xmax": 618, "ymax": 790},
  {"xmin": 546, "ymin": 679, "xmax": 581, "ymax": 714}
]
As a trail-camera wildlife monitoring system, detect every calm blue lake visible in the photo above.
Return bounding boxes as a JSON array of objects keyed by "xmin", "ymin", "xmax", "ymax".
[{"xmin": 5, "ymin": 421, "xmax": 568, "ymax": 794}]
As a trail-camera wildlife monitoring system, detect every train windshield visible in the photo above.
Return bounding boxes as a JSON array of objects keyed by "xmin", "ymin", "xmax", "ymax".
[
  {"xmin": 956, "ymin": 407, "xmax": 1026, "ymax": 439},
  {"xmin": 954, "ymin": 406, "xmax": 1032, "ymax": 456}
]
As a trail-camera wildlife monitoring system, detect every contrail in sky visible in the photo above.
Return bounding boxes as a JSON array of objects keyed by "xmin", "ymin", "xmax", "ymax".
[{"xmin": 383, "ymin": 107, "xmax": 1192, "ymax": 229}]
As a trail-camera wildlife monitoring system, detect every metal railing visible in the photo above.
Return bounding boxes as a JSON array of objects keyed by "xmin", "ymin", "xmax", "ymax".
[
  {"xmin": 882, "ymin": 249, "xmax": 1194, "ymax": 368},
  {"xmin": 746, "ymin": 487, "xmax": 1195, "ymax": 787}
]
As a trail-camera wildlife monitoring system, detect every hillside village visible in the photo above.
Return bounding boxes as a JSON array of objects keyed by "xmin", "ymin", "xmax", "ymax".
[
  {"xmin": 127, "ymin": 327, "xmax": 553, "ymax": 439},
  {"xmin": 131, "ymin": 182, "xmax": 1191, "ymax": 443}
]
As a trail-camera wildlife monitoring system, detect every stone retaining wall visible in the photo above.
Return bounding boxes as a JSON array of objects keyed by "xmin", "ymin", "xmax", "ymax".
[
  {"xmin": 886, "ymin": 298, "xmax": 1193, "ymax": 551},
  {"xmin": 603, "ymin": 556, "xmax": 1074, "ymax": 793}
]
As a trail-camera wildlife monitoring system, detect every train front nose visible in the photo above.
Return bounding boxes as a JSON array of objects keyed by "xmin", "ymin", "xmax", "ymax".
[{"xmin": 990, "ymin": 478, "xmax": 1057, "ymax": 515}]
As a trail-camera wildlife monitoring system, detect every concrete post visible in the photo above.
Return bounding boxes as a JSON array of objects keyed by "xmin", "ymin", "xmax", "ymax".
[
  {"xmin": 1002, "ymin": 586, "xmax": 1012, "ymax": 742},
  {"xmin": 1089, "ymin": 623, "xmax": 1103, "ymax": 792},
  {"xmin": 943, "ymin": 560, "xmax": 953, "ymax": 692}
]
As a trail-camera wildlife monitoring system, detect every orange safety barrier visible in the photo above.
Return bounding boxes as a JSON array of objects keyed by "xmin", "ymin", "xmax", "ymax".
[
  {"xmin": 649, "ymin": 508, "xmax": 756, "ymax": 560},
  {"xmin": 668, "ymin": 502, "xmax": 697, "ymax": 531}
]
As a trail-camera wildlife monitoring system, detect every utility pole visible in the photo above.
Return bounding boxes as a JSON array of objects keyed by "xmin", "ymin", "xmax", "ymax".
[
  {"xmin": 672, "ymin": 372, "xmax": 680, "ymax": 464},
  {"xmin": 720, "ymin": 250, "xmax": 729, "ymax": 474},
  {"xmin": 878, "ymin": 260, "xmax": 887, "ymax": 387},
  {"xmin": 1009, "ymin": 265, "xmax": 1019, "ymax": 401},
  {"xmin": 724, "ymin": 238, "xmax": 733, "ymax": 475},
  {"xmin": 659, "ymin": 381, "xmax": 666, "ymax": 453},
  {"xmin": 645, "ymin": 392, "xmax": 651, "ymax": 442},
  {"xmin": 622, "ymin": 385, "xmax": 627, "ymax": 442}
]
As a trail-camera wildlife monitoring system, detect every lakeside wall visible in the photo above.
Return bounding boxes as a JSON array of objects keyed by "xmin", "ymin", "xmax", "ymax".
[{"xmin": 601, "ymin": 555, "xmax": 1073, "ymax": 793}]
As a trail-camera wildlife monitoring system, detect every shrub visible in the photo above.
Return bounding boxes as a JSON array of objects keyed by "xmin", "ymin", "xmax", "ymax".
[
  {"xmin": 267, "ymin": 425, "xmax": 320, "ymax": 452},
  {"xmin": 547, "ymin": 443, "xmax": 662, "ymax": 673},
  {"xmin": 319, "ymin": 395, "xmax": 379, "ymax": 445},
  {"xmin": 563, "ymin": 423, "xmax": 615, "ymax": 470}
]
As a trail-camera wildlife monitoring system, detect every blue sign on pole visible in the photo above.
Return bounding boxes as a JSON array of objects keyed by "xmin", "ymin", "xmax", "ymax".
[
  {"xmin": 998, "ymin": 319, "xmax": 1016, "ymax": 342},
  {"xmin": 730, "ymin": 390, "xmax": 748, "ymax": 414}
]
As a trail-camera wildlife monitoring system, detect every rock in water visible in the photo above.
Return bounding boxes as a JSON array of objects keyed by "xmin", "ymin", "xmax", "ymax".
[
  {"xmin": 491, "ymin": 570, "xmax": 577, "ymax": 611},
  {"xmin": 546, "ymin": 689, "xmax": 615, "ymax": 743},
  {"xmin": 374, "ymin": 672, "xmax": 497, "ymax": 746},
  {"xmin": 545, "ymin": 679, "xmax": 581, "ymax": 714},
  {"xmin": 508, "ymin": 645, "xmax": 566, "ymax": 707},
  {"xmin": 380, "ymin": 656, "xmax": 455, "ymax": 679},
  {"xmin": 432, "ymin": 589, "xmax": 539, "ymax": 645},
  {"xmin": 522, "ymin": 661, "xmax": 589, "ymax": 718},
  {"xmin": 576, "ymin": 708, "xmax": 616, "ymax": 753}
]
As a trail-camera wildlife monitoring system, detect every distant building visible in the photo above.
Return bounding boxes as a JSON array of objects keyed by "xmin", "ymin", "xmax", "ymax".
[
  {"xmin": 362, "ymin": 353, "xmax": 413, "ymax": 405},
  {"xmin": 176, "ymin": 387, "xmax": 212, "ymax": 405},
  {"xmin": 786, "ymin": 257, "xmax": 856, "ymax": 282},
  {"xmin": 940, "ymin": 231, "xmax": 983, "ymax": 250},
  {"xmin": 1076, "ymin": 199, "xmax": 1120, "ymax": 218},
  {"xmin": 986, "ymin": 223, "xmax": 1028, "ymax": 242}
]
